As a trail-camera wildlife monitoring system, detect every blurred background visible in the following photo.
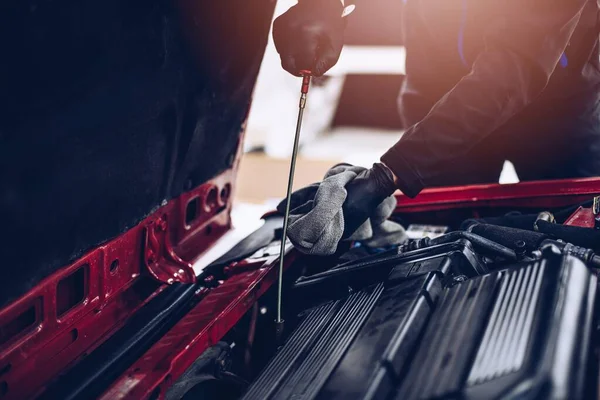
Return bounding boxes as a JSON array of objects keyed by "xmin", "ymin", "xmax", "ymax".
[{"xmin": 235, "ymin": 0, "xmax": 518, "ymax": 207}]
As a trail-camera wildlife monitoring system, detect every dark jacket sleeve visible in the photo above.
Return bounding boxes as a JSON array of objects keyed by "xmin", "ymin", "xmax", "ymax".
[{"xmin": 381, "ymin": 0, "xmax": 589, "ymax": 197}]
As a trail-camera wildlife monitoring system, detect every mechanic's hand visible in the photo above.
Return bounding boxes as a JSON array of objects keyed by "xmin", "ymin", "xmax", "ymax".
[
  {"xmin": 341, "ymin": 163, "xmax": 397, "ymax": 238},
  {"xmin": 273, "ymin": 0, "xmax": 347, "ymax": 77}
]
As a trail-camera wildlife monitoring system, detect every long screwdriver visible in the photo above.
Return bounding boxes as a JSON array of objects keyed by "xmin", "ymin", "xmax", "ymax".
[{"xmin": 275, "ymin": 70, "xmax": 312, "ymax": 337}]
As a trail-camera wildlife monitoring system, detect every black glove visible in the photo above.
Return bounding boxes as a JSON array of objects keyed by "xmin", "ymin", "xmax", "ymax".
[
  {"xmin": 272, "ymin": 0, "xmax": 347, "ymax": 77},
  {"xmin": 341, "ymin": 163, "xmax": 397, "ymax": 238}
]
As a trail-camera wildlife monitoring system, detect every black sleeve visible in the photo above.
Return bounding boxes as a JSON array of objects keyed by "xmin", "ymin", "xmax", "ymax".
[{"xmin": 381, "ymin": 0, "xmax": 589, "ymax": 197}]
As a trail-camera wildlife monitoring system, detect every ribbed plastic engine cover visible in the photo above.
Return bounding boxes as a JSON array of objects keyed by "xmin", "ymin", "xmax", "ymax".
[
  {"xmin": 398, "ymin": 254, "xmax": 596, "ymax": 400},
  {"xmin": 244, "ymin": 252, "xmax": 596, "ymax": 400},
  {"xmin": 243, "ymin": 284, "xmax": 385, "ymax": 400}
]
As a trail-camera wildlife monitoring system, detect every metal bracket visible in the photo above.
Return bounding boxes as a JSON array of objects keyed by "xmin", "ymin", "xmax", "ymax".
[
  {"xmin": 144, "ymin": 215, "xmax": 197, "ymax": 284},
  {"xmin": 593, "ymin": 196, "xmax": 600, "ymax": 230}
]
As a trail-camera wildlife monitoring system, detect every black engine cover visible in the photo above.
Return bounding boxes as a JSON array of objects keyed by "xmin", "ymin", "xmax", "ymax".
[{"xmin": 244, "ymin": 250, "xmax": 597, "ymax": 400}]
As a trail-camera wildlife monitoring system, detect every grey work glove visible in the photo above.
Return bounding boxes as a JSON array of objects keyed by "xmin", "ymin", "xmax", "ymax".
[
  {"xmin": 277, "ymin": 163, "xmax": 406, "ymax": 255},
  {"xmin": 272, "ymin": 0, "xmax": 347, "ymax": 77},
  {"xmin": 340, "ymin": 163, "xmax": 398, "ymax": 239}
]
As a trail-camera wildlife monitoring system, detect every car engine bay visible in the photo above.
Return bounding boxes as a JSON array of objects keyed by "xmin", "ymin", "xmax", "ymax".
[{"xmin": 154, "ymin": 200, "xmax": 600, "ymax": 400}]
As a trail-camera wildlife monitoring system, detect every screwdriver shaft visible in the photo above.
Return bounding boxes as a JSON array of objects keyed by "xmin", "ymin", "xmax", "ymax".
[{"xmin": 276, "ymin": 74, "xmax": 311, "ymax": 325}]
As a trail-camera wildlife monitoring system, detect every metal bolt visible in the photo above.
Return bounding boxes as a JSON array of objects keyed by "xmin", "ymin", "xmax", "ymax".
[
  {"xmin": 534, "ymin": 211, "xmax": 555, "ymax": 231},
  {"xmin": 515, "ymin": 240, "xmax": 527, "ymax": 259}
]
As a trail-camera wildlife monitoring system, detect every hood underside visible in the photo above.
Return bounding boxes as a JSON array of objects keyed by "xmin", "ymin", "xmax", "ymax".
[{"xmin": 0, "ymin": 0, "xmax": 274, "ymax": 307}]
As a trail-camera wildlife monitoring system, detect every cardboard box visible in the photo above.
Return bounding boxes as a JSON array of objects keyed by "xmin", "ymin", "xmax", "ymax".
[{"xmin": 235, "ymin": 153, "xmax": 341, "ymax": 204}]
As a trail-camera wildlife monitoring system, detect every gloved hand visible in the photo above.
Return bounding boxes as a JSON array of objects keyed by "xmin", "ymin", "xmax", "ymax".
[
  {"xmin": 272, "ymin": 0, "xmax": 347, "ymax": 77},
  {"xmin": 277, "ymin": 163, "xmax": 400, "ymax": 255},
  {"xmin": 340, "ymin": 163, "xmax": 398, "ymax": 238}
]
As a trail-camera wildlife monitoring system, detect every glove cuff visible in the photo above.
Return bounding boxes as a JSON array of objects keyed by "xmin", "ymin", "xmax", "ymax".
[
  {"xmin": 381, "ymin": 148, "xmax": 424, "ymax": 198},
  {"xmin": 372, "ymin": 162, "xmax": 398, "ymax": 198}
]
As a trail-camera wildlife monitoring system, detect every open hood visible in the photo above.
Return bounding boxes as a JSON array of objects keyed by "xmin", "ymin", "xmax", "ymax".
[{"xmin": 0, "ymin": 0, "xmax": 274, "ymax": 307}]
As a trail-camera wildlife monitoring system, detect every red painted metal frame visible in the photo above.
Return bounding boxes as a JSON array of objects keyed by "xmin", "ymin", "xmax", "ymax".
[
  {"xmin": 98, "ymin": 178, "xmax": 600, "ymax": 400},
  {"xmin": 394, "ymin": 177, "xmax": 600, "ymax": 212},
  {"xmin": 0, "ymin": 169, "xmax": 235, "ymax": 400},
  {"xmin": 564, "ymin": 206, "xmax": 597, "ymax": 228},
  {"xmin": 100, "ymin": 247, "xmax": 297, "ymax": 400}
]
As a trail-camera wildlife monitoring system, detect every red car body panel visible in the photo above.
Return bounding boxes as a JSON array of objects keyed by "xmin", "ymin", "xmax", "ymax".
[{"xmin": 0, "ymin": 169, "xmax": 236, "ymax": 399}]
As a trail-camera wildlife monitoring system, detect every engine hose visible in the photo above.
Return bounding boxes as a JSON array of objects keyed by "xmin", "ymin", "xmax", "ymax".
[
  {"xmin": 466, "ymin": 224, "xmax": 547, "ymax": 251},
  {"xmin": 541, "ymin": 239, "xmax": 600, "ymax": 269},
  {"xmin": 537, "ymin": 220, "xmax": 600, "ymax": 250},
  {"xmin": 402, "ymin": 232, "xmax": 517, "ymax": 261}
]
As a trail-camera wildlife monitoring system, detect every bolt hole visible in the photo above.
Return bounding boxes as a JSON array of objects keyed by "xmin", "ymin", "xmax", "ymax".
[
  {"xmin": 0, "ymin": 381, "xmax": 7, "ymax": 397},
  {"xmin": 205, "ymin": 225, "xmax": 212, "ymax": 236},
  {"xmin": 185, "ymin": 198, "xmax": 199, "ymax": 226},
  {"xmin": 110, "ymin": 259, "xmax": 119, "ymax": 274},
  {"xmin": 205, "ymin": 187, "xmax": 218, "ymax": 211},
  {"xmin": 0, "ymin": 365, "xmax": 10, "ymax": 377},
  {"xmin": 220, "ymin": 184, "xmax": 231, "ymax": 204},
  {"xmin": 71, "ymin": 329, "xmax": 78, "ymax": 342}
]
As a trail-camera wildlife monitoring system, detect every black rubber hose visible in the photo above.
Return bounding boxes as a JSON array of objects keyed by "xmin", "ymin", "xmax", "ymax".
[
  {"xmin": 415, "ymin": 232, "xmax": 517, "ymax": 261},
  {"xmin": 467, "ymin": 224, "xmax": 548, "ymax": 251},
  {"xmin": 540, "ymin": 239, "xmax": 600, "ymax": 269},
  {"xmin": 460, "ymin": 200, "xmax": 594, "ymax": 230},
  {"xmin": 537, "ymin": 220, "xmax": 600, "ymax": 250}
]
